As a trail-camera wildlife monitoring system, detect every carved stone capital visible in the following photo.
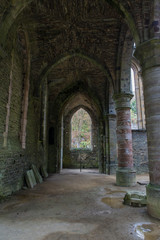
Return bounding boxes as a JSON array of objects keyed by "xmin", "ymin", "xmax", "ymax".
[{"xmin": 113, "ymin": 93, "xmax": 134, "ymax": 109}]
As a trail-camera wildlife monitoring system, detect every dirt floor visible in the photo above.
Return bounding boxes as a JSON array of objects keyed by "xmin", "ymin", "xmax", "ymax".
[{"xmin": 0, "ymin": 169, "xmax": 160, "ymax": 240}]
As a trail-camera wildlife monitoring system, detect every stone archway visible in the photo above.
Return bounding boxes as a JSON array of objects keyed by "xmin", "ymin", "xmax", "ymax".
[
  {"xmin": 48, "ymin": 85, "xmax": 104, "ymax": 174},
  {"xmin": 63, "ymin": 105, "xmax": 99, "ymax": 171}
]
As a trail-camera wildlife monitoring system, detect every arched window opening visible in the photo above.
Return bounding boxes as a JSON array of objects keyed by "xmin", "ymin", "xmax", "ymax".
[
  {"xmin": 131, "ymin": 68, "xmax": 138, "ymax": 129},
  {"xmin": 131, "ymin": 64, "xmax": 146, "ymax": 130},
  {"xmin": 71, "ymin": 108, "xmax": 92, "ymax": 149}
]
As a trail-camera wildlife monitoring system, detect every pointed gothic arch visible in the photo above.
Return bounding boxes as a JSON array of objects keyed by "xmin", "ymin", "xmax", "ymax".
[{"xmin": 71, "ymin": 108, "xmax": 92, "ymax": 150}]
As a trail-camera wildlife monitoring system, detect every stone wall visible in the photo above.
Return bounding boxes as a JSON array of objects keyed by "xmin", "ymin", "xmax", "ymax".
[
  {"xmin": 0, "ymin": 56, "xmax": 11, "ymax": 147},
  {"xmin": 64, "ymin": 149, "xmax": 99, "ymax": 169},
  {"xmin": 106, "ymin": 129, "xmax": 148, "ymax": 175},
  {"xmin": 0, "ymin": 42, "xmax": 44, "ymax": 197},
  {"xmin": 132, "ymin": 130, "xmax": 148, "ymax": 173}
]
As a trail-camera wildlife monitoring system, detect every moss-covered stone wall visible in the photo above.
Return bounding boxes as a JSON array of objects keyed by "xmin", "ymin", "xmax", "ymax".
[{"xmin": 0, "ymin": 34, "xmax": 44, "ymax": 196}]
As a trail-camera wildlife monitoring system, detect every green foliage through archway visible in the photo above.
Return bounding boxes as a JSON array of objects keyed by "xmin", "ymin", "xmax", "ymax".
[{"xmin": 71, "ymin": 108, "xmax": 91, "ymax": 149}]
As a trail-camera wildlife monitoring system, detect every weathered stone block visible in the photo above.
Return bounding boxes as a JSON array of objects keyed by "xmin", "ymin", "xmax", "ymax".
[
  {"xmin": 25, "ymin": 170, "xmax": 37, "ymax": 188},
  {"xmin": 40, "ymin": 165, "xmax": 48, "ymax": 178},
  {"xmin": 31, "ymin": 164, "xmax": 43, "ymax": 183},
  {"xmin": 124, "ymin": 191, "xmax": 147, "ymax": 207}
]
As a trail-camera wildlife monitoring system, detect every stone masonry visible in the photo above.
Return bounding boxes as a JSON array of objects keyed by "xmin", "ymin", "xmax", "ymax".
[{"xmin": 0, "ymin": 0, "xmax": 160, "ymax": 220}]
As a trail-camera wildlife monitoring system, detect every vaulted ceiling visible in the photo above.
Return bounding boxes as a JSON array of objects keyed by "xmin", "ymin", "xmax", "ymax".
[{"xmin": 0, "ymin": 0, "xmax": 152, "ymax": 103}]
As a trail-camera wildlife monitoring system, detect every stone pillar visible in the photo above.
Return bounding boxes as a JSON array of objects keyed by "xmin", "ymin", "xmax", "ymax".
[
  {"xmin": 135, "ymin": 39, "xmax": 160, "ymax": 219},
  {"xmin": 106, "ymin": 114, "xmax": 117, "ymax": 174},
  {"xmin": 114, "ymin": 93, "xmax": 136, "ymax": 186}
]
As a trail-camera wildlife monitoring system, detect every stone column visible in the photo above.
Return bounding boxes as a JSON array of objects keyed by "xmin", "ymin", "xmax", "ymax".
[
  {"xmin": 135, "ymin": 39, "xmax": 160, "ymax": 219},
  {"xmin": 106, "ymin": 114, "xmax": 117, "ymax": 174},
  {"xmin": 114, "ymin": 93, "xmax": 136, "ymax": 186}
]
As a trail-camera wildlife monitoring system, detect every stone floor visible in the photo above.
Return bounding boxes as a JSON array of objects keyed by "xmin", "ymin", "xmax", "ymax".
[{"xmin": 0, "ymin": 169, "xmax": 160, "ymax": 240}]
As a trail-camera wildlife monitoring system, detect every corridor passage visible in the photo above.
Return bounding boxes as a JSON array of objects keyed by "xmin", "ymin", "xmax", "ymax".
[{"xmin": 0, "ymin": 170, "xmax": 159, "ymax": 240}]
